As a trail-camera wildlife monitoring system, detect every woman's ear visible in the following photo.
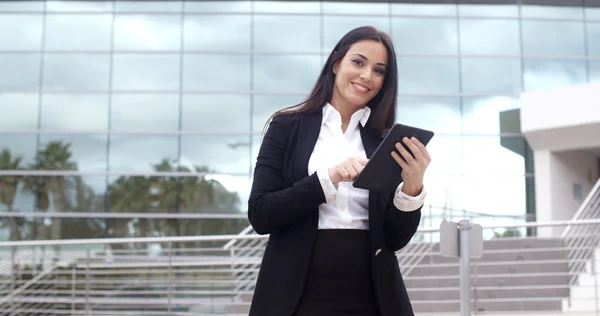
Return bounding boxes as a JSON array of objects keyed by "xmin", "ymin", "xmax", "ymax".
[{"xmin": 332, "ymin": 61, "xmax": 340, "ymax": 75}]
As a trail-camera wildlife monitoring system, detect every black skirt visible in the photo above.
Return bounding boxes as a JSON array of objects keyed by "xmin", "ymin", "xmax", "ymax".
[{"xmin": 293, "ymin": 229, "xmax": 381, "ymax": 316}]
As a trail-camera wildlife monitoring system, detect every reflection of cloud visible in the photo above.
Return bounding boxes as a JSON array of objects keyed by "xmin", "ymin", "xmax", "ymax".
[
  {"xmin": 0, "ymin": 15, "xmax": 43, "ymax": 50},
  {"xmin": 0, "ymin": 94, "xmax": 39, "ymax": 129},
  {"xmin": 524, "ymin": 59, "xmax": 587, "ymax": 92},
  {"xmin": 41, "ymin": 94, "xmax": 109, "ymax": 130},
  {"xmin": 114, "ymin": 15, "xmax": 181, "ymax": 51}
]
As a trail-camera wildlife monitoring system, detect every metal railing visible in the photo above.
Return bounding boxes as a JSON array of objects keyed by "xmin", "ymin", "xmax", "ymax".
[
  {"xmin": 1, "ymin": 219, "xmax": 600, "ymax": 315},
  {"xmin": 562, "ymin": 178, "xmax": 600, "ymax": 285}
]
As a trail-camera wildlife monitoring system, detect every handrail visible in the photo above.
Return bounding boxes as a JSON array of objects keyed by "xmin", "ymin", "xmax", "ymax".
[
  {"xmin": 222, "ymin": 225, "xmax": 255, "ymax": 250},
  {"xmin": 561, "ymin": 178, "xmax": 600, "ymax": 238},
  {"xmin": 3, "ymin": 218, "xmax": 600, "ymax": 248}
]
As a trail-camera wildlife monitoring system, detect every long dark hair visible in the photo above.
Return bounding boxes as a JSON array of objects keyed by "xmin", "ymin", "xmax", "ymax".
[{"xmin": 263, "ymin": 26, "xmax": 398, "ymax": 137}]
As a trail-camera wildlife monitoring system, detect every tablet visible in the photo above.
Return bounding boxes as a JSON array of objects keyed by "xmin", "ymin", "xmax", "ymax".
[{"xmin": 352, "ymin": 123, "xmax": 434, "ymax": 192}]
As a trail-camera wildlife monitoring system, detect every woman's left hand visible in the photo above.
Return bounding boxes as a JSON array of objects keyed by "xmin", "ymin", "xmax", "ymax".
[{"xmin": 391, "ymin": 137, "xmax": 432, "ymax": 196}]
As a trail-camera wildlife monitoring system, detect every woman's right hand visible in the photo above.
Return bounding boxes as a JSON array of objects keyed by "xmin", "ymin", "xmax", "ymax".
[{"xmin": 328, "ymin": 157, "xmax": 369, "ymax": 185}]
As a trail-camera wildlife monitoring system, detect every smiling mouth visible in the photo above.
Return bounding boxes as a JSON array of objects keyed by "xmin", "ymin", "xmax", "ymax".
[{"xmin": 351, "ymin": 82, "xmax": 370, "ymax": 94}]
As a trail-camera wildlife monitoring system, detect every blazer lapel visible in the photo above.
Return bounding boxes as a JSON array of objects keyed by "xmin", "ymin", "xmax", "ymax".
[{"xmin": 295, "ymin": 109, "xmax": 323, "ymax": 180}]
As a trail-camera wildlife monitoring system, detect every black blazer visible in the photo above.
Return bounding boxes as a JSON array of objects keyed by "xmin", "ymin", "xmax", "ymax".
[{"xmin": 247, "ymin": 109, "xmax": 422, "ymax": 316}]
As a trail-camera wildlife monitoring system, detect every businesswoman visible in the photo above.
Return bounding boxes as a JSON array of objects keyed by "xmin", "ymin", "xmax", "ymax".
[{"xmin": 247, "ymin": 26, "xmax": 431, "ymax": 316}]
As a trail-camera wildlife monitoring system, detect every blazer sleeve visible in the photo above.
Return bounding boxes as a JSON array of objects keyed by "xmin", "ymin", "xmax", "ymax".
[
  {"xmin": 247, "ymin": 115, "xmax": 326, "ymax": 235},
  {"xmin": 383, "ymin": 199, "xmax": 422, "ymax": 252}
]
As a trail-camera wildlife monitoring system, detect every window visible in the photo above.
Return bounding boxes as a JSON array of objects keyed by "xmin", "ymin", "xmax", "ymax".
[
  {"xmin": 39, "ymin": 134, "xmax": 108, "ymax": 172},
  {"xmin": 323, "ymin": 16, "xmax": 391, "ymax": 53},
  {"xmin": 521, "ymin": 4, "xmax": 584, "ymax": 19},
  {"xmin": 41, "ymin": 94, "xmax": 109, "ymax": 130},
  {"xmin": 254, "ymin": 1, "xmax": 319, "ymax": 13},
  {"xmin": 182, "ymin": 94, "xmax": 250, "ymax": 133},
  {"xmin": 253, "ymin": 54, "xmax": 321, "ymax": 92},
  {"xmin": 522, "ymin": 21, "xmax": 586, "ymax": 57},
  {"xmin": 253, "ymin": 15, "xmax": 320, "ymax": 52},
  {"xmin": 587, "ymin": 22, "xmax": 600, "ymax": 57},
  {"xmin": 182, "ymin": 54, "xmax": 250, "ymax": 92},
  {"xmin": 462, "ymin": 96, "xmax": 520, "ymax": 134},
  {"xmin": 460, "ymin": 19, "xmax": 520, "ymax": 55},
  {"xmin": 523, "ymin": 59, "xmax": 587, "ymax": 92},
  {"xmin": 184, "ymin": 15, "xmax": 251, "ymax": 51},
  {"xmin": 392, "ymin": 2, "xmax": 457, "ymax": 16},
  {"xmin": 0, "ymin": 133, "xmax": 38, "ymax": 168},
  {"xmin": 184, "ymin": 1, "xmax": 251, "ymax": 13},
  {"xmin": 461, "ymin": 58, "xmax": 522, "ymax": 94},
  {"xmin": 458, "ymin": 3, "xmax": 518, "ymax": 17},
  {"xmin": 109, "ymin": 135, "xmax": 178, "ymax": 173},
  {"xmin": 393, "ymin": 18, "xmax": 458, "ymax": 54},
  {"xmin": 252, "ymin": 94, "xmax": 306, "ymax": 132},
  {"xmin": 111, "ymin": 94, "xmax": 179, "ymax": 131},
  {"xmin": 43, "ymin": 54, "xmax": 111, "ymax": 91},
  {"xmin": 0, "ymin": 15, "xmax": 43, "ymax": 50},
  {"xmin": 181, "ymin": 135, "xmax": 251, "ymax": 175},
  {"xmin": 323, "ymin": 2, "xmax": 389, "ymax": 14},
  {"xmin": 397, "ymin": 97, "xmax": 461, "ymax": 134},
  {"xmin": 0, "ymin": 94, "xmax": 39, "ymax": 130},
  {"xmin": 45, "ymin": 14, "xmax": 112, "ymax": 51},
  {"xmin": 0, "ymin": 55, "xmax": 41, "ymax": 91},
  {"xmin": 113, "ymin": 54, "xmax": 180, "ymax": 91},
  {"xmin": 398, "ymin": 57, "xmax": 460, "ymax": 94},
  {"xmin": 114, "ymin": 14, "xmax": 182, "ymax": 51}
]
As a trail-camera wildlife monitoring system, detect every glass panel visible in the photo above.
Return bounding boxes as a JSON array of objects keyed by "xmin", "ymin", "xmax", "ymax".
[
  {"xmin": 31, "ymin": 175, "xmax": 107, "ymax": 212},
  {"xmin": 182, "ymin": 54, "xmax": 250, "ymax": 91},
  {"xmin": 462, "ymin": 96, "xmax": 520, "ymax": 134},
  {"xmin": 588, "ymin": 22, "xmax": 600, "ymax": 56},
  {"xmin": 398, "ymin": 57, "xmax": 460, "ymax": 93},
  {"xmin": 590, "ymin": 60, "xmax": 600, "ymax": 83},
  {"xmin": 38, "ymin": 134, "xmax": 108, "ymax": 172},
  {"xmin": 523, "ymin": 59, "xmax": 587, "ymax": 92},
  {"xmin": 46, "ymin": 1, "xmax": 113, "ymax": 12},
  {"xmin": 112, "ymin": 54, "xmax": 181, "ymax": 91},
  {"xmin": 0, "ymin": 54, "xmax": 41, "ymax": 91},
  {"xmin": 0, "ymin": 134, "xmax": 38, "ymax": 168},
  {"xmin": 252, "ymin": 94, "xmax": 306, "ymax": 133},
  {"xmin": 463, "ymin": 136, "xmax": 526, "ymax": 175},
  {"xmin": 184, "ymin": 1, "xmax": 251, "ymax": 12},
  {"xmin": 40, "ymin": 94, "xmax": 109, "ymax": 130},
  {"xmin": 114, "ymin": 15, "xmax": 182, "ymax": 51},
  {"xmin": 254, "ymin": 1, "xmax": 319, "ymax": 13},
  {"xmin": 522, "ymin": 21, "xmax": 586, "ymax": 57},
  {"xmin": 461, "ymin": 58, "xmax": 522, "ymax": 94},
  {"xmin": 0, "ymin": 94, "xmax": 39, "ymax": 130},
  {"xmin": 392, "ymin": 3, "xmax": 457, "ymax": 16},
  {"xmin": 45, "ymin": 14, "xmax": 112, "ymax": 51},
  {"xmin": 254, "ymin": 15, "xmax": 320, "ymax": 52},
  {"xmin": 183, "ymin": 174, "xmax": 251, "ymax": 213},
  {"xmin": 396, "ymin": 97, "xmax": 461, "ymax": 134},
  {"xmin": 115, "ymin": 1, "xmax": 182, "ymax": 12},
  {"xmin": 460, "ymin": 19, "xmax": 520, "ymax": 55},
  {"xmin": 251, "ymin": 134, "xmax": 262, "ymax": 172},
  {"xmin": 0, "ymin": 1, "xmax": 42, "ymax": 11},
  {"xmin": 323, "ymin": 1, "xmax": 389, "ymax": 14},
  {"xmin": 392, "ymin": 18, "xmax": 458, "ymax": 54},
  {"xmin": 109, "ymin": 135, "xmax": 178, "ymax": 173},
  {"xmin": 445, "ymin": 174, "xmax": 526, "ymax": 217},
  {"xmin": 253, "ymin": 54, "xmax": 321, "ymax": 92},
  {"xmin": 0, "ymin": 15, "xmax": 43, "ymax": 50},
  {"xmin": 182, "ymin": 94, "xmax": 250, "ymax": 133},
  {"xmin": 521, "ymin": 4, "xmax": 584, "ymax": 18},
  {"xmin": 43, "ymin": 54, "xmax": 110, "ymax": 91},
  {"xmin": 181, "ymin": 135, "xmax": 251, "ymax": 175},
  {"xmin": 422, "ymin": 135, "xmax": 462, "ymax": 176},
  {"xmin": 111, "ymin": 94, "xmax": 179, "ymax": 131},
  {"xmin": 458, "ymin": 4, "xmax": 518, "ymax": 17},
  {"xmin": 0, "ymin": 174, "xmax": 36, "ymax": 215},
  {"xmin": 184, "ymin": 15, "xmax": 251, "ymax": 51},
  {"xmin": 587, "ymin": 7, "xmax": 600, "ymax": 19},
  {"xmin": 4, "ymin": 217, "xmax": 107, "ymax": 241},
  {"xmin": 323, "ymin": 16, "xmax": 391, "ymax": 53}
]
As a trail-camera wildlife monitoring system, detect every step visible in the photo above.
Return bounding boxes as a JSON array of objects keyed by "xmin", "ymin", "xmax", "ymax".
[{"xmin": 409, "ymin": 261, "xmax": 568, "ymax": 277}]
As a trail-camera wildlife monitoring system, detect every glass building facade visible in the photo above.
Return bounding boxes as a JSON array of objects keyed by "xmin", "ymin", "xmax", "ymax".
[{"xmin": 0, "ymin": 0, "xmax": 599, "ymax": 243}]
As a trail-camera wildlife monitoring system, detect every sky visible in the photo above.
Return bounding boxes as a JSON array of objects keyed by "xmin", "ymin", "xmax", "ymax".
[{"xmin": 0, "ymin": 1, "xmax": 599, "ymax": 225}]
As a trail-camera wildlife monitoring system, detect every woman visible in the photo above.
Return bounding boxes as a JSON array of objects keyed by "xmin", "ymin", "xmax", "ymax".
[{"xmin": 247, "ymin": 26, "xmax": 431, "ymax": 316}]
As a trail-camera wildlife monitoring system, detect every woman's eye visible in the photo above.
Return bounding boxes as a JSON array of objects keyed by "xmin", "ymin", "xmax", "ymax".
[
  {"xmin": 353, "ymin": 59, "xmax": 363, "ymax": 66},
  {"xmin": 375, "ymin": 68, "xmax": 385, "ymax": 75}
]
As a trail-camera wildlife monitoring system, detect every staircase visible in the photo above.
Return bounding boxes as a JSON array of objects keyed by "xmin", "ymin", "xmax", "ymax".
[{"xmin": 563, "ymin": 246, "xmax": 600, "ymax": 313}]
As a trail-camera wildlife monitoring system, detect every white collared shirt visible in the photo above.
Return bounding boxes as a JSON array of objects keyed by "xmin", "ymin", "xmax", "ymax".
[{"xmin": 307, "ymin": 103, "xmax": 426, "ymax": 230}]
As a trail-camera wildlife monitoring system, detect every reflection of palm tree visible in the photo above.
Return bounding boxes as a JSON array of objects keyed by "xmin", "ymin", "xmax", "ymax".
[
  {"xmin": 0, "ymin": 148, "xmax": 24, "ymax": 274},
  {"xmin": 23, "ymin": 141, "xmax": 77, "ymax": 261},
  {"xmin": 107, "ymin": 176, "xmax": 151, "ymax": 250}
]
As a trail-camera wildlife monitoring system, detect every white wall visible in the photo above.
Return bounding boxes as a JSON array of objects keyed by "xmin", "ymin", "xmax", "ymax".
[{"xmin": 536, "ymin": 150, "xmax": 599, "ymax": 237}]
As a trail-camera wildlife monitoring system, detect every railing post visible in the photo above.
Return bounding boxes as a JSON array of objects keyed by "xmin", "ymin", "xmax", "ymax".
[
  {"xmin": 167, "ymin": 242, "xmax": 173, "ymax": 316},
  {"xmin": 71, "ymin": 265, "xmax": 76, "ymax": 313},
  {"xmin": 459, "ymin": 220, "xmax": 471, "ymax": 316},
  {"xmin": 593, "ymin": 247, "xmax": 598, "ymax": 316},
  {"xmin": 85, "ymin": 248, "xmax": 90, "ymax": 316}
]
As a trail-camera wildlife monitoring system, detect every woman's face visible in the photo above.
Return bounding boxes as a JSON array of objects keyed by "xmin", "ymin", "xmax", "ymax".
[{"xmin": 331, "ymin": 39, "xmax": 388, "ymax": 111}]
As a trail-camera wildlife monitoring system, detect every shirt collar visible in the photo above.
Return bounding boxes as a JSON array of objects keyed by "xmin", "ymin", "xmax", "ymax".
[{"xmin": 321, "ymin": 103, "xmax": 371, "ymax": 127}]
